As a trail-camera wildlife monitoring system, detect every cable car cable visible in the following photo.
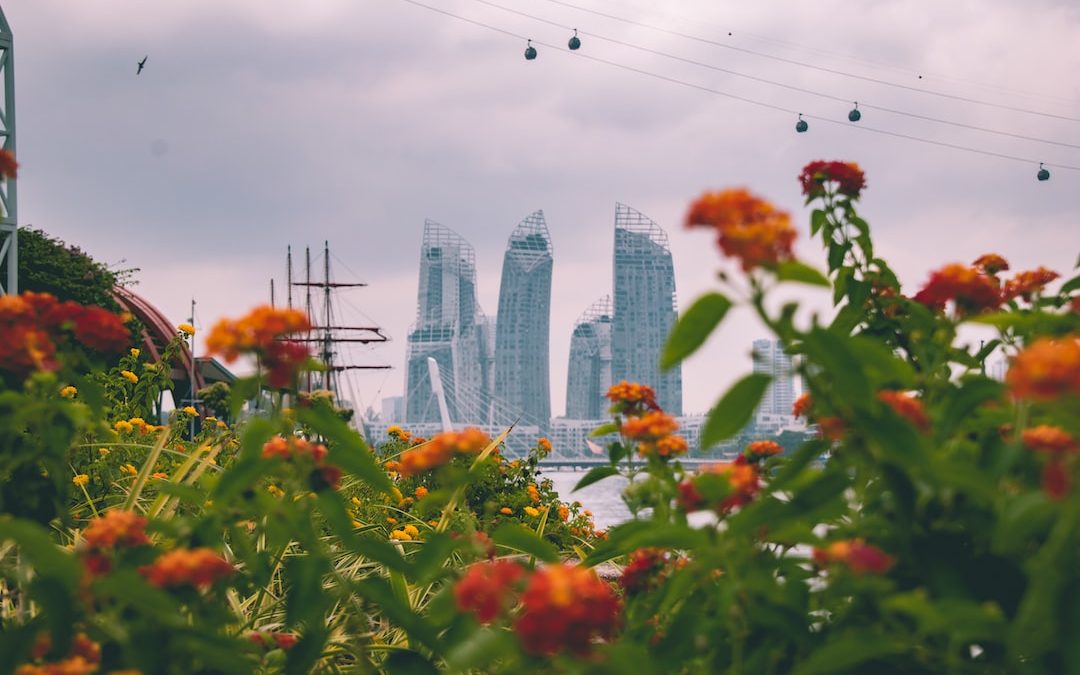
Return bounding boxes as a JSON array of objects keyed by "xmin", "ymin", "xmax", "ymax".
[
  {"xmin": 467, "ymin": 0, "xmax": 1080, "ymax": 150},
  {"xmin": 538, "ymin": 0, "xmax": 1080, "ymax": 123},
  {"xmin": 394, "ymin": 0, "xmax": 1080, "ymax": 172}
]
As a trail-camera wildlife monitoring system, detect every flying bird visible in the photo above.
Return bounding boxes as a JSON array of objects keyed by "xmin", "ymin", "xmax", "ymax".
[{"xmin": 137, "ymin": 56, "xmax": 147, "ymax": 75}]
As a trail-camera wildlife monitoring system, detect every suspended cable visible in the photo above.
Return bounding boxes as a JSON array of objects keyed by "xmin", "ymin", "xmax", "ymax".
[
  {"xmin": 395, "ymin": 0, "xmax": 1080, "ymax": 172},
  {"xmin": 538, "ymin": 0, "xmax": 1080, "ymax": 123},
  {"xmin": 468, "ymin": 0, "xmax": 1080, "ymax": 150},
  {"xmin": 599, "ymin": 0, "xmax": 1080, "ymax": 106}
]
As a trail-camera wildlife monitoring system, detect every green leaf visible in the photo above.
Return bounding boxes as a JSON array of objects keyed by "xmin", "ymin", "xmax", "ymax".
[
  {"xmin": 491, "ymin": 523, "xmax": 560, "ymax": 563},
  {"xmin": 700, "ymin": 373, "xmax": 771, "ymax": 448},
  {"xmin": 660, "ymin": 292, "xmax": 732, "ymax": 370},
  {"xmin": 589, "ymin": 422, "xmax": 619, "ymax": 438},
  {"xmin": 1060, "ymin": 273, "xmax": 1080, "ymax": 295},
  {"xmin": 776, "ymin": 260, "xmax": 830, "ymax": 287},
  {"xmin": 791, "ymin": 631, "xmax": 903, "ymax": 675},
  {"xmin": 444, "ymin": 628, "xmax": 519, "ymax": 673},
  {"xmin": 810, "ymin": 208, "xmax": 828, "ymax": 236},
  {"xmin": 384, "ymin": 649, "xmax": 439, "ymax": 675},
  {"xmin": 766, "ymin": 439, "xmax": 829, "ymax": 493},
  {"xmin": 355, "ymin": 578, "xmax": 441, "ymax": 650},
  {"xmin": 574, "ymin": 466, "xmax": 621, "ymax": 492},
  {"xmin": 411, "ymin": 532, "xmax": 467, "ymax": 584}
]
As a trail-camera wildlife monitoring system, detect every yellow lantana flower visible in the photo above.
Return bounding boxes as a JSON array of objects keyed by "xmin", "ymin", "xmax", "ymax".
[
  {"xmin": 390, "ymin": 530, "xmax": 412, "ymax": 541},
  {"xmin": 120, "ymin": 370, "xmax": 138, "ymax": 384},
  {"xmin": 120, "ymin": 464, "xmax": 138, "ymax": 476},
  {"xmin": 178, "ymin": 323, "xmax": 195, "ymax": 336},
  {"xmin": 114, "ymin": 420, "xmax": 134, "ymax": 434},
  {"xmin": 130, "ymin": 348, "xmax": 141, "ymax": 358},
  {"xmin": 59, "ymin": 385, "xmax": 77, "ymax": 399},
  {"xmin": 72, "ymin": 474, "xmax": 90, "ymax": 487},
  {"xmin": 403, "ymin": 524, "xmax": 420, "ymax": 538},
  {"xmin": 524, "ymin": 506, "xmax": 541, "ymax": 518},
  {"xmin": 181, "ymin": 406, "xmax": 199, "ymax": 416}
]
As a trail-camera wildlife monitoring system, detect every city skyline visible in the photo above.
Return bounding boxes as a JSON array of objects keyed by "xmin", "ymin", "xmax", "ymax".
[{"xmin": 403, "ymin": 203, "xmax": 686, "ymax": 429}]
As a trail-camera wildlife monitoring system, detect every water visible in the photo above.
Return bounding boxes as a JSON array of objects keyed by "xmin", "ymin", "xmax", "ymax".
[{"xmin": 544, "ymin": 470, "xmax": 631, "ymax": 529}]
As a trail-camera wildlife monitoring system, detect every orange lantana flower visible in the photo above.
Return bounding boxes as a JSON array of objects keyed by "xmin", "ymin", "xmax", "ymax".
[
  {"xmin": 686, "ymin": 189, "xmax": 796, "ymax": 271},
  {"xmin": 1006, "ymin": 336, "xmax": 1080, "ymax": 400}
]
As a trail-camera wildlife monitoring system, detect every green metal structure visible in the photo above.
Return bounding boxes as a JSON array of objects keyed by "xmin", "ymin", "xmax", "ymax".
[{"xmin": 0, "ymin": 4, "xmax": 16, "ymax": 295}]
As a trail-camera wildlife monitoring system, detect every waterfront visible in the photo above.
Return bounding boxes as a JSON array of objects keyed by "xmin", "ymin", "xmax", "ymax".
[{"xmin": 545, "ymin": 470, "xmax": 631, "ymax": 530}]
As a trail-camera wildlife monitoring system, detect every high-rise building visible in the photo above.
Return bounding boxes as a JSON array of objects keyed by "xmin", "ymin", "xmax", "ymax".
[
  {"xmin": 565, "ymin": 296, "xmax": 613, "ymax": 419},
  {"xmin": 380, "ymin": 396, "xmax": 404, "ymax": 423},
  {"xmin": 493, "ymin": 211, "xmax": 553, "ymax": 430},
  {"xmin": 612, "ymin": 203, "xmax": 682, "ymax": 414},
  {"xmin": 405, "ymin": 220, "xmax": 492, "ymax": 424},
  {"xmin": 752, "ymin": 338, "xmax": 795, "ymax": 417}
]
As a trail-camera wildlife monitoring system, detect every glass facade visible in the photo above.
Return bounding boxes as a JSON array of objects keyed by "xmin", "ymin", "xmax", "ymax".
[
  {"xmin": 565, "ymin": 296, "xmax": 613, "ymax": 420},
  {"xmin": 612, "ymin": 204, "xmax": 682, "ymax": 414},
  {"xmin": 405, "ymin": 220, "xmax": 492, "ymax": 424},
  {"xmin": 493, "ymin": 211, "xmax": 553, "ymax": 430}
]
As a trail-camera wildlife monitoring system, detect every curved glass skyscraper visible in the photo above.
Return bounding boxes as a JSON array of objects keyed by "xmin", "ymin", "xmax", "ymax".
[
  {"xmin": 612, "ymin": 203, "xmax": 682, "ymax": 414},
  {"xmin": 493, "ymin": 210, "xmax": 553, "ymax": 429},
  {"xmin": 565, "ymin": 296, "xmax": 613, "ymax": 420},
  {"xmin": 405, "ymin": 220, "xmax": 492, "ymax": 424}
]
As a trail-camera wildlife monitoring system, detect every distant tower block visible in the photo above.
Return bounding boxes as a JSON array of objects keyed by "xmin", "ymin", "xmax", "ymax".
[
  {"xmin": 493, "ymin": 210, "xmax": 553, "ymax": 431},
  {"xmin": 752, "ymin": 339, "xmax": 795, "ymax": 416},
  {"xmin": 566, "ymin": 296, "xmax": 613, "ymax": 419},
  {"xmin": 0, "ymin": 5, "xmax": 18, "ymax": 295},
  {"xmin": 612, "ymin": 204, "xmax": 682, "ymax": 414}
]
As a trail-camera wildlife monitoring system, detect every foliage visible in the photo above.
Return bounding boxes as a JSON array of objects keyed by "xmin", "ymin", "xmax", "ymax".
[
  {"xmin": 16, "ymin": 227, "xmax": 135, "ymax": 311},
  {"xmin": 3, "ymin": 161, "xmax": 1080, "ymax": 673}
]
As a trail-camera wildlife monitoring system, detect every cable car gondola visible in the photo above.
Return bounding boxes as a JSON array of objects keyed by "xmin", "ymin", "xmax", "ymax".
[
  {"xmin": 1037, "ymin": 163, "xmax": 1050, "ymax": 181},
  {"xmin": 524, "ymin": 40, "xmax": 537, "ymax": 61},
  {"xmin": 848, "ymin": 102, "xmax": 861, "ymax": 122},
  {"xmin": 796, "ymin": 114, "xmax": 808, "ymax": 133},
  {"xmin": 568, "ymin": 29, "xmax": 581, "ymax": 50}
]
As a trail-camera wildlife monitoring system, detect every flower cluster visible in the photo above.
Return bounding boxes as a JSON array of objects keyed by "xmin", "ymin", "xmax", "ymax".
[
  {"xmin": 877, "ymin": 390, "xmax": 930, "ymax": 432},
  {"xmin": 0, "ymin": 292, "xmax": 129, "ymax": 376},
  {"xmin": 744, "ymin": 440, "xmax": 783, "ymax": 460},
  {"xmin": 79, "ymin": 510, "xmax": 151, "ymax": 577},
  {"xmin": 620, "ymin": 547, "xmax": 672, "ymax": 596},
  {"xmin": 1022, "ymin": 425, "xmax": 1079, "ymax": 500},
  {"xmin": 395, "ymin": 427, "xmax": 491, "ymax": 477},
  {"xmin": 1006, "ymin": 336, "xmax": 1080, "ymax": 400},
  {"xmin": 621, "ymin": 410, "xmax": 688, "ymax": 459},
  {"xmin": 1002, "ymin": 266, "xmax": 1060, "ymax": 303},
  {"xmin": 514, "ymin": 564, "xmax": 621, "ymax": 655},
  {"xmin": 140, "ymin": 547, "xmax": 234, "ymax": 589},
  {"xmin": 812, "ymin": 539, "xmax": 894, "ymax": 575},
  {"xmin": 792, "ymin": 394, "xmax": 846, "ymax": 441},
  {"xmin": 606, "ymin": 381, "xmax": 659, "ymax": 416},
  {"xmin": 913, "ymin": 263, "xmax": 1002, "ymax": 316},
  {"xmin": 261, "ymin": 435, "xmax": 341, "ymax": 490},
  {"xmin": 455, "ymin": 560, "xmax": 527, "ymax": 623},
  {"xmin": 972, "ymin": 253, "xmax": 1009, "ymax": 275},
  {"xmin": 685, "ymin": 188, "xmax": 797, "ymax": 270},
  {"xmin": 677, "ymin": 456, "xmax": 760, "ymax": 515},
  {"xmin": 248, "ymin": 631, "xmax": 298, "ymax": 652},
  {"xmin": 797, "ymin": 160, "xmax": 867, "ymax": 199},
  {"xmin": 206, "ymin": 306, "xmax": 313, "ymax": 388},
  {"xmin": 18, "ymin": 633, "xmax": 101, "ymax": 675}
]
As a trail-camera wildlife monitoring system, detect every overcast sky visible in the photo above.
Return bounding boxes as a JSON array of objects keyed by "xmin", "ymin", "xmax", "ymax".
[{"xmin": 7, "ymin": 0, "xmax": 1079, "ymax": 417}]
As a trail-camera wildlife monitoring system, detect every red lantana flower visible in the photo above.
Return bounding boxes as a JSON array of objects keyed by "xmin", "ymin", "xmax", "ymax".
[
  {"xmin": 972, "ymin": 253, "xmax": 1010, "ymax": 275},
  {"xmin": 877, "ymin": 391, "xmax": 930, "ymax": 432},
  {"xmin": 454, "ymin": 560, "xmax": 526, "ymax": 623},
  {"xmin": 812, "ymin": 539, "xmax": 894, "ymax": 574},
  {"xmin": 605, "ymin": 381, "xmax": 659, "ymax": 415},
  {"xmin": 513, "ymin": 564, "xmax": 621, "ymax": 655},
  {"xmin": 1002, "ymin": 267, "xmax": 1060, "ymax": 302},
  {"xmin": 798, "ymin": 160, "xmax": 866, "ymax": 199},
  {"xmin": 913, "ymin": 263, "xmax": 1002, "ymax": 316},
  {"xmin": 140, "ymin": 548, "xmax": 234, "ymax": 589}
]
